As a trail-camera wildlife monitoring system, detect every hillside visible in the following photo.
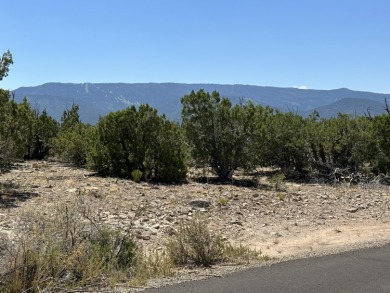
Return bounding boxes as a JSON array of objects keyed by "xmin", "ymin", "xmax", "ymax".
[
  {"xmin": 13, "ymin": 83, "xmax": 390, "ymax": 124},
  {"xmin": 301, "ymin": 98, "xmax": 388, "ymax": 118}
]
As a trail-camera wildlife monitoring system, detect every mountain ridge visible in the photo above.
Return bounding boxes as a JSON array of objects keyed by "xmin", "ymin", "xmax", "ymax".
[{"xmin": 12, "ymin": 82, "xmax": 390, "ymax": 124}]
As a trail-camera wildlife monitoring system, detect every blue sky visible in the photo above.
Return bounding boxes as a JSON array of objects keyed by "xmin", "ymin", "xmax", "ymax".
[{"xmin": 1, "ymin": 0, "xmax": 389, "ymax": 93}]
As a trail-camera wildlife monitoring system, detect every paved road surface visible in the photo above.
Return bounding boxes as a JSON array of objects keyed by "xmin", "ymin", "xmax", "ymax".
[{"xmin": 144, "ymin": 244, "xmax": 390, "ymax": 293}]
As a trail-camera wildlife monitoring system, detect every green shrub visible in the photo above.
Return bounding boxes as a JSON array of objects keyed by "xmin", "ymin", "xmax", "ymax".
[
  {"xmin": 27, "ymin": 109, "xmax": 59, "ymax": 160},
  {"xmin": 269, "ymin": 173, "xmax": 286, "ymax": 191},
  {"xmin": 181, "ymin": 90, "xmax": 261, "ymax": 181},
  {"xmin": 370, "ymin": 114, "xmax": 390, "ymax": 174},
  {"xmin": 51, "ymin": 123, "xmax": 93, "ymax": 166},
  {"xmin": 218, "ymin": 197, "xmax": 229, "ymax": 206},
  {"xmin": 0, "ymin": 90, "xmax": 59, "ymax": 162},
  {"xmin": 131, "ymin": 169, "xmax": 143, "ymax": 182},
  {"xmin": 88, "ymin": 105, "xmax": 187, "ymax": 182},
  {"xmin": 262, "ymin": 111, "xmax": 308, "ymax": 173},
  {"xmin": 50, "ymin": 104, "xmax": 93, "ymax": 166}
]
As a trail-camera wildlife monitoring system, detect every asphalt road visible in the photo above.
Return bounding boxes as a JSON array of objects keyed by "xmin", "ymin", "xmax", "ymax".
[{"xmin": 144, "ymin": 244, "xmax": 390, "ymax": 293}]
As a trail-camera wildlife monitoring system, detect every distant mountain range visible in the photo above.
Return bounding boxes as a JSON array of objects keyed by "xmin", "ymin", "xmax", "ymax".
[{"xmin": 12, "ymin": 82, "xmax": 390, "ymax": 124}]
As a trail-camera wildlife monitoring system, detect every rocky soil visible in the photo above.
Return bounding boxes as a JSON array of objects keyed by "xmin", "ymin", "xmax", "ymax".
[{"xmin": 1, "ymin": 161, "xmax": 390, "ymax": 291}]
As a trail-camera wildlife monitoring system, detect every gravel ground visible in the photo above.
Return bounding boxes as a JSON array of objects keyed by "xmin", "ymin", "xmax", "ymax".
[{"xmin": 1, "ymin": 161, "xmax": 389, "ymax": 291}]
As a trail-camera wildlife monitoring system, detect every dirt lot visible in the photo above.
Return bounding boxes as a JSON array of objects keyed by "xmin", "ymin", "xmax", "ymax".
[{"xmin": 1, "ymin": 161, "xmax": 390, "ymax": 290}]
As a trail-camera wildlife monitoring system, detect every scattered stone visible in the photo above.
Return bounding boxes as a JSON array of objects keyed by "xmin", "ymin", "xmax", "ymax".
[
  {"xmin": 118, "ymin": 213, "xmax": 128, "ymax": 220},
  {"xmin": 189, "ymin": 199, "xmax": 211, "ymax": 208},
  {"xmin": 164, "ymin": 226, "xmax": 177, "ymax": 236},
  {"xmin": 141, "ymin": 231, "xmax": 151, "ymax": 240},
  {"xmin": 292, "ymin": 195, "xmax": 302, "ymax": 202},
  {"xmin": 127, "ymin": 211, "xmax": 136, "ymax": 219},
  {"xmin": 347, "ymin": 207, "xmax": 359, "ymax": 213},
  {"xmin": 121, "ymin": 220, "xmax": 132, "ymax": 227},
  {"xmin": 133, "ymin": 220, "xmax": 142, "ymax": 228},
  {"xmin": 149, "ymin": 200, "xmax": 161, "ymax": 208},
  {"xmin": 230, "ymin": 220, "xmax": 243, "ymax": 226},
  {"xmin": 149, "ymin": 228, "xmax": 158, "ymax": 236},
  {"xmin": 179, "ymin": 207, "xmax": 192, "ymax": 215},
  {"xmin": 84, "ymin": 186, "xmax": 99, "ymax": 192},
  {"xmin": 135, "ymin": 230, "xmax": 143, "ymax": 239},
  {"xmin": 2, "ymin": 160, "xmax": 390, "ymax": 284},
  {"xmin": 317, "ymin": 193, "xmax": 328, "ymax": 200},
  {"xmin": 107, "ymin": 214, "xmax": 118, "ymax": 220}
]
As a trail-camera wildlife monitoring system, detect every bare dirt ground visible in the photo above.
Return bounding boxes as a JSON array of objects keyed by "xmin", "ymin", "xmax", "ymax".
[{"xmin": 1, "ymin": 161, "xmax": 390, "ymax": 290}]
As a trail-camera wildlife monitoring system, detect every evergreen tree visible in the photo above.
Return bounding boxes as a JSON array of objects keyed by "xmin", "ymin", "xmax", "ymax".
[
  {"xmin": 89, "ymin": 105, "xmax": 187, "ymax": 182},
  {"xmin": 0, "ymin": 50, "xmax": 13, "ymax": 81},
  {"xmin": 262, "ymin": 110, "xmax": 308, "ymax": 173},
  {"xmin": 51, "ymin": 104, "xmax": 89, "ymax": 165},
  {"xmin": 181, "ymin": 90, "xmax": 259, "ymax": 180},
  {"xmin": 370, "ymin": 113, "xmax": 390, "ymax": 173},
  {"xmin": 29, "ymin": 109, "xmax": 59, "ymax": 159}
]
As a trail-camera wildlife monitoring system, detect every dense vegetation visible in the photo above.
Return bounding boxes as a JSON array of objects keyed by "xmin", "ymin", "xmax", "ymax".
[
  {"xmin": 181, "ymin": 90, "xmax": 261, "ymax": 180},
  {"xmin": 1, "ymin": 51, "xmax": 390, "ymax": 183},
  {"xmin": 88, "ymin": 104, "xmax": 187, "ymax": 182},
  {"xmin": 2, "ymin": 86, "xmax": 390, "ymax": 183}
]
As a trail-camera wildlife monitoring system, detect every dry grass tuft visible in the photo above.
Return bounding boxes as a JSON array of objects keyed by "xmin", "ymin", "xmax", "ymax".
[{"xmin": 0, "ymin": 193, "xmax": 137, "ymax": 292}]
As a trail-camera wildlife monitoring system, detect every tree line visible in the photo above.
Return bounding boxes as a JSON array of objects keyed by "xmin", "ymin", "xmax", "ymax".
[
  {"xmin": 1, "ymin": 52, "xmax": 389, "ymax": 183},
  {"xmin": 1, "ymin": 88, "xmax": 390, "ymax": 183}
]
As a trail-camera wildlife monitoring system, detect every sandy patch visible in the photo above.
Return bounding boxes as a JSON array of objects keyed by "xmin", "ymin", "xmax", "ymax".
[{"xmin": 248, "ymin": 221, "xmax": 390, "ymax": 259}]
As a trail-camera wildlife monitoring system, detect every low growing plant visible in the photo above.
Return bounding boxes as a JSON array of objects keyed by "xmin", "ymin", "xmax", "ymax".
[
  {"xmin": 269, "ymin": 173, "xmax": 286, "ymax": 191},
  {"xmin": 0, "ymin": 194, "xmax": 137, "ymax": 292},
  {"xmin": 277, "ymin": 193, "xmax": 286, "ymax": 201},
  {"xmin": 223, "ymin": 243, "xmax": 270, "ymax": 264},
  {"xmin": 131, "ymin": 169, "xmax": 143, "ymax": 183},
  {"xmin": 129, "ymin": 249, "xmax": 174, "ymax": 286},
  {"xmin": 218, "ymin": 197, "xmax": 229, "ymax": 206},
  {"xmin": 165, "ymin": 216, "xmax": 267, "ymax": 268},
  {"xmin": 165, "ymin": 216, "xmax": 225, "ymax": 267}
]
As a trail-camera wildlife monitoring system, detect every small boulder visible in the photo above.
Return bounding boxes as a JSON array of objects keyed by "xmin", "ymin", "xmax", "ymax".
[
  {"xmin": 189, "ymin": 199, "xmax": 211, "ymax": 209},
  {"xmin": 141, "ymin": 231, "xmax": 151, "ymax": 240}
]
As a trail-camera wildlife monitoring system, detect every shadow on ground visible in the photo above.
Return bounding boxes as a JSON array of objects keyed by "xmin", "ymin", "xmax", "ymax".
[{"xmin": 0, "ymin": 183, "xmax": 39, "ymax": 208}]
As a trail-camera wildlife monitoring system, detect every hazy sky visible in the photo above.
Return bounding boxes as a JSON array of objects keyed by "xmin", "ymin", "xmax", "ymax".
[{"xmin": 1, "ymin": 0, "xmax": 389, "ymax": 93}]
